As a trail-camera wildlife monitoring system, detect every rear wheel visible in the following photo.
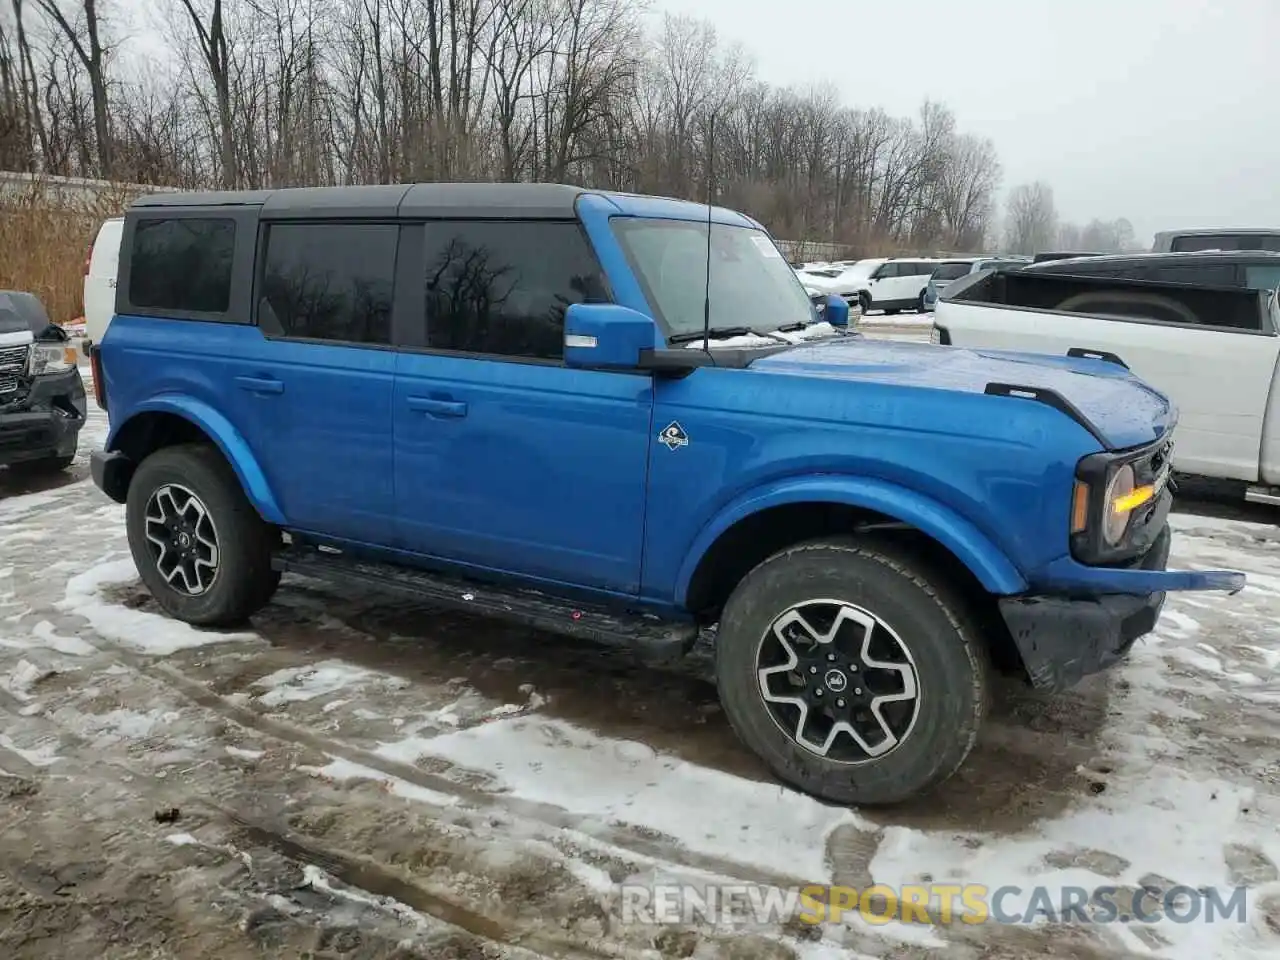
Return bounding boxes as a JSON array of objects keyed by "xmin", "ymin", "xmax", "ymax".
[
  {"xmin": 126, "ymin": 443, "xmax": 280, "ymax": 626},
  {"xmin": 916, "ymin": 290, "xmax": 927, "ymax": 312},
  {"xmin": 714, "ymin": 538, "xmax": 988, "ymax": 805}
]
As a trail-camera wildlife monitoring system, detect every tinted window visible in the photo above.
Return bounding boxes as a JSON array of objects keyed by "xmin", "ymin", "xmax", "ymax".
[
  {"xmin": 1244, "ymin": 265, "xmax": 1280, "ymax": 289},
  {"xmin": 258, "ymin": 223, "xmax": 397, "ymax": 344},
  {"xmin": 129, "ymin": 218, "xmax": 234, "ymax": 313},
  {"xmin": 932, "ymin": 262, "xmax": 973, "ymax": 281},
  {"xmin": 1171, "ymin": 234, "xmax": 1280, "ymax": 253},
  {"xmin": 425, "ymin": 221, "xmax": 607, "ymax": 360}
]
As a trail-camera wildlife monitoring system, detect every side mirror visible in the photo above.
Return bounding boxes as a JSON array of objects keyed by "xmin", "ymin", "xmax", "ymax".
[
  {"xmin": 824, "ymin": 295, "xmax": 849, "ymax": 329},
  {"xmin": 563, "ymin": 303, "xmax": 659, "ymax": 370}
]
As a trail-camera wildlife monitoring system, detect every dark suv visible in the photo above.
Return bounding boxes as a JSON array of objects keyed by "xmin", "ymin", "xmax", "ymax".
[{"xmin": 1025, "ymin": 250, "xmax": 1280, "ymax": 291}]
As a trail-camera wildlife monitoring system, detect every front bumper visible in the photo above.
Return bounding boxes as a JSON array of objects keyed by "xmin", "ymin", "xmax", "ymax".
[
  {"xmin": 999, "ymin": 524, "xmax": 1172, "ymax": 692},
  {"xmin": 0, "ymin": 367, "xmax": 87, "ymax": 467}
]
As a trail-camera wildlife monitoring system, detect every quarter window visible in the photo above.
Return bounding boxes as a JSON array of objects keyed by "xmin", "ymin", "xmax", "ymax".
[
  {"xmin": 258, "ymin": 222, "xmax": 398, "ymax": 344},
  {"xmin": 129, "ymin": 218, "xmax": 235, "ymax": 313},
  {"xmin": 422, "ymin": 220, "xmax": 607, "ymax": 361}
]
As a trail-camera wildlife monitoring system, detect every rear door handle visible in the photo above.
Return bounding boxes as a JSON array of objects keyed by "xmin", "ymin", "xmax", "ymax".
[
  {"xmin": 235, "ymin": 375, "xmax": 284, "ymax": 395},
  {"xmin": 407, "ymin": 396, "xmax": 468, "ymax": 418}
]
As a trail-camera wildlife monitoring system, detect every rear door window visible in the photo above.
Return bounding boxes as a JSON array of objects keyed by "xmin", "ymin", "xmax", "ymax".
[
  {"xmin": 258, "ymin": 222, "xmax": 398, "ymax": 345},
  {"xmin": 129, "ymin": 217, "xmax": 235, "ymax": 313}
]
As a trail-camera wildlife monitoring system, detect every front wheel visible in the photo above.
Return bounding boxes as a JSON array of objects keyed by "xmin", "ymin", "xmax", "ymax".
[
  {"xmin": 125, "ymin": 443, "xmax": 281, "ymax": 626},
  {"xmin": 715, "ymin": 538, "xmax": 988, "ymax": 805},
  {"xmin": 858, "ymin": 291, "xmax": 872, "ymax": 314},
  {"xmin": 917, "ymin": 290, "xmax": 928, "ymax": 312}
]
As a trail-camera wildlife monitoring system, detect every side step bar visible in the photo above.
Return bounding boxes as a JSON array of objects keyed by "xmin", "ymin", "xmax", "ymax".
[
  {"xmin": 272, "ymin": 546, "xmax": 699, "ymax": 662},
  {"xmin": 1245, "ymin": 485, "xmax": 1280, "ymax": 507}
]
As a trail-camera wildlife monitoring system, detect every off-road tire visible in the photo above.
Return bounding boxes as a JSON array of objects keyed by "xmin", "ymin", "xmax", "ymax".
[
  {"xmin": 126, "ymin": 443, "xmax": 280, "ymax": 626},
  {"xmin": 715, "ymin": 537, "xmax": 988, "ymax": 806}
]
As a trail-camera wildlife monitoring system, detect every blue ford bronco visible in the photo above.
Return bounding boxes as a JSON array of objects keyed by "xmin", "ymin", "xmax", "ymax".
[{"xmin": 88, "ymin": 183, "xmax": 1244, "ymax": 805}]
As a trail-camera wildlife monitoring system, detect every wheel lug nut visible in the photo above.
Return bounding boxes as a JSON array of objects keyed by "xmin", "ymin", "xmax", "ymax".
[
  {"xmin": 837, "ymin": 699, "xmax": 846, "ymax": 708},
  {"xmin": 808, "ymin": 666, "xmax": 817, "ymax": 674},
  {"xmin": 827, "ymin": 653, "xmax": 836, "ymax": 661},
  {"xmin": 815, "ymin": 688, "xmax": 823, "ymax": 696},
  {"xmin": 855, "ymin": 688, "xmax": 862, "ymax": 695}
]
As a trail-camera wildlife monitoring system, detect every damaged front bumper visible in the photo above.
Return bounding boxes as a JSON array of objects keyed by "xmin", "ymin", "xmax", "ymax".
[
  {"xmin": 0, "ymin": 367, "xmax": 87, "ymax": 467},
  {"xmin": 998, "ymin": 524, "xmax": 1234, "ymax": 692}
]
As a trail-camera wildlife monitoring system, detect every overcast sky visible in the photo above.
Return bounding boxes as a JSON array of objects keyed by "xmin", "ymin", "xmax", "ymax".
[{"xmin": 654, "ymin": 0, "xmax": 1279, "ymax": 246}]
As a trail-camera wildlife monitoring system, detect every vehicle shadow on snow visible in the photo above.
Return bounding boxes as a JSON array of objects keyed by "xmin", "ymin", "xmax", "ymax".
[
  {"xmin": 0, "ymin": 460, "xmax": 90, "ymax": 498},
  {"xmin": 119, "ymin": 572, "xmax": 1114, "ymax": 834}
]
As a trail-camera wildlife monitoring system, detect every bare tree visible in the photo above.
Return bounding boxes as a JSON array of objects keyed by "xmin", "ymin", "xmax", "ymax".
[
  {"xmin": 32, "ymin": 0, "xmax": 111, "ymax": 175},
  {"xmin": 1004, "ymin": 181, "xmax": 1057, "ymax": 255}
]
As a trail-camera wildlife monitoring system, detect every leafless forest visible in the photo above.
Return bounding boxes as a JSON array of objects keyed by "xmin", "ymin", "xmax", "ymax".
[{"xmin": 1, "ymin": 0, "xmax": 1138, "ymax": 322}]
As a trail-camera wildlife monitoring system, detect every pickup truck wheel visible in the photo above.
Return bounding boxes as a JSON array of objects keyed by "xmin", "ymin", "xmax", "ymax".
[
  {"xmin": 125, "ymin": 443, "xmax": 280, "ymax": 627},
  {"xmin": 715, "ymin": 538, "xmax": 987, "ymax": 806}
]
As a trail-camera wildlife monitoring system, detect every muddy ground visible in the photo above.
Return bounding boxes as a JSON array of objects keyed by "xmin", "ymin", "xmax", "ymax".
[{"xmin": 1, "ymin": 360, "xmax": 1278, "ymax": 960}]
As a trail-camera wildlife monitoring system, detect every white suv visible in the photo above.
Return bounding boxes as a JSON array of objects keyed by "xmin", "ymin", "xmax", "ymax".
[
  {"xmin": 83, "ymin": 217, "xmax": 123, "ymax": 356},
  {"xmin": 863, "ymin": 258, "xmax": 942, "ymax": 314}
]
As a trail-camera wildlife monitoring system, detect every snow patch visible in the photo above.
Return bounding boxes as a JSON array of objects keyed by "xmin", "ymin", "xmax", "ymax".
[
  {"xmin": 225, "ymin": 745, "xmax": 264, "ymax": 761},
  {"xmin": 29, "ymin": 620, "xmax": 96, "ymax": 656},
  {"xmin": 251, "ymin": 661, "xmax": 407, "ymax": 708},
  {"xmin": 0, "ymin": 733, "xmax": 60, "ymax": 767},
  {"xmin": 0, "ymin": 659, "xmax": 48, "ymax": 701},
  {"xmin": 418, "ymin": 717, "xmax": 866, "ymax": 881},
  {"xmin": 299, "ymin": 756, "xmax": 459, "ymax": 808},
  {"xmin": 60, "ymin": 559, "xmax": 258, "ymax": 655}
]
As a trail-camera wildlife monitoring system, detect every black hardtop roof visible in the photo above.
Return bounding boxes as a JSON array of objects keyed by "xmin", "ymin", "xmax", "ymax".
[
  {"xmin": 130, "ymin": 182, "xmax": 590, "ymax": 219},
  {"xmin": 1029, "ymin": 249, "xmax": 1280, "ymax": 270}
]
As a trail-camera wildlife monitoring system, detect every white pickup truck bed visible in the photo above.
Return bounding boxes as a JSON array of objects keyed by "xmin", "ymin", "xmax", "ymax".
[{"xmin": 933, "ymin": 270, "xmax": 1280, "ymax": 494}]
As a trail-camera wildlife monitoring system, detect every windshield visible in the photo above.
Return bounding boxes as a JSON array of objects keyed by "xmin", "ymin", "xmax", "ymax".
[
  {"xmin": 932, "ymin": 262, "xmax": 973, "ymax": 281},
  {"xmin": 612, "ymin": 218, "xmax": 814, "ymax": 339}
]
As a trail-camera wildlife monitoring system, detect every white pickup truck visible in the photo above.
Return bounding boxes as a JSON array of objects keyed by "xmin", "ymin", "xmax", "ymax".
[{"xmin": 932, "ymin": 269, "xmax": 1280, "ymax": 506}]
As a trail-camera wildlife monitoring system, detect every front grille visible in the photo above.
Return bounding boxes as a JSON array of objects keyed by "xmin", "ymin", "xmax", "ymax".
[
  {"xmin": 0, "ymin": 375, "xmax": 16, "ymax": 395},
  {"xmin": 0, "ymin": 344, "xmax": 28, "ymax": 373}
]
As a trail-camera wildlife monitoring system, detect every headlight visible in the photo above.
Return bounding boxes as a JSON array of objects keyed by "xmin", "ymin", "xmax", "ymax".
[
  {"xmin": 28, "ymin": 341, "xmax": 76, "ymax": 376},
  {"xmin": 1101, "ymin": 462, "xmax": 1162, "ymax": 546}
]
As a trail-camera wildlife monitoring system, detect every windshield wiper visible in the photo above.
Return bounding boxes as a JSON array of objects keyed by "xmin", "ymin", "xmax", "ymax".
[{"xmin": 668, "ymin": 326, "xmax": 794, "ymax": 345}]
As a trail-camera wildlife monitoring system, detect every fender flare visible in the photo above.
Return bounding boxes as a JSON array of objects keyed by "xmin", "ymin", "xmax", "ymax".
[
  {"xmin": 109, "ymin": 395, "xmax": 286, "ymax": 525},
  {"xmin": 674, "ymin": 475, "xmax": 1028, "ymax": 603}
]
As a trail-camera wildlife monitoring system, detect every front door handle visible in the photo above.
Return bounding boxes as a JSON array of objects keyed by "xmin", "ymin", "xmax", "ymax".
[
  {"xmin": 235, "ymin": 375, "xmax": 284, "ymax": 395},
  {"xmin": 407, "ymin": 396, "xmax": 468, "ymax": 418}
]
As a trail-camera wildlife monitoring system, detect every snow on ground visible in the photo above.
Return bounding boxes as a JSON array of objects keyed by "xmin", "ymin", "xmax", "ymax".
[{"xmin": 0, "ymin": 388, "xmax": 1278, "ymax": 958}]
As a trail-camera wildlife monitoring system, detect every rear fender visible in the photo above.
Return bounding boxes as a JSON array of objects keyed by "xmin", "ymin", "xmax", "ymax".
[
  {"xmin": 674, "ymin": 476, "xmax": 1028, "ymax": 603},
  {"xmin": 108, "ymin": 395, "xmax": 285, "ymax": 525}
]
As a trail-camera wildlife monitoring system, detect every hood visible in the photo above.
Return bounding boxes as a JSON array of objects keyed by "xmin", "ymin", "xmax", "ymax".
[
  {"xmin": 747, "ymin": 337, "xmax": 1173, "ymax": 451},
  {"xmin": 0, "ymin": 291, "xmax": 51, "ymax": 338}
]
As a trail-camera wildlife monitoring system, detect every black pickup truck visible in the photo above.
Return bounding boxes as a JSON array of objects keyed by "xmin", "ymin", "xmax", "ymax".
[{"xmin": 0, "ymin": 291, "xmax": 87, "ymax": 474}]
